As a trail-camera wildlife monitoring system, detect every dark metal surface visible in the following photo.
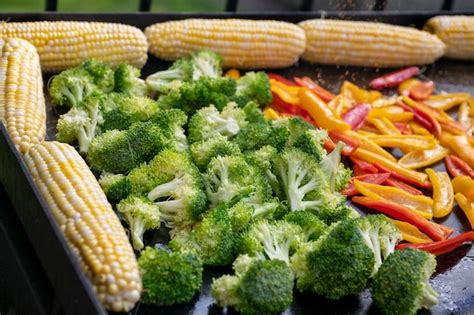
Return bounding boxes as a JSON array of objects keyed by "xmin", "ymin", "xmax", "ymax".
[{"xmin": 0, "ymin": 11, "xmax": 473, "ymax": 315}]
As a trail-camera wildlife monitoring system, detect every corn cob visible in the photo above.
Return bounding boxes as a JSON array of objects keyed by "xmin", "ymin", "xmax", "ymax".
[
  {"xmin": 0, "ymin": 38, "xmax": 46, "ymax": 154},
  {"xmin": 145, "ymin": 18, "xmax": 306, "ymax": 69},
  {"xmin": 424, "ymin": 15, "xmax": 474, "ymax": 60},
  {"xmin": 24, "ymin": 141, "xmax": 142, "ymax": 312},
  {"xmin": 298, "ymin": 19, "xmax": 446, "ymax": 67},
  {"xmin": 0, "ymin": 21, "xmax": 148, "ymax": 72}
]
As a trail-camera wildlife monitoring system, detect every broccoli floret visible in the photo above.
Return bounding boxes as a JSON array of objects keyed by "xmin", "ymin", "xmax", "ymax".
[
  {"xmin": 316, "ymin": 198, "xmax": 360, "ymax": 225},
  {"xmin": 114, "ymin": 64, "xmax": 148, "ymax": 97},
  {"xmin": 56, "ymin": 92, "xmax": 104, "ymax": 154},
  {"xmin": 232, "ymin": 120, "xmax": 274, "ymax": 152},
  {"xmin": 146, "ymin": 58, "xmax": 193, "ymax": 94},
  {"xmin": 284, "ymin": 211, "xmax": 327, "ymax": 242},
  {"xmin": 293, "ymin": 129, "xmax": 328, "ymax": 163},
  {"xmin": 117, "ymin": 196, "xmax": 160, "ymax": 250},
  {"xmin": 80, "ymin": 60, "xmax": 115, "ymax": 93},
  {"xmin": 372, "ymin": 248, "xmax": 438, "ymax": 315},
  {"xmin": 138, "ymin": 247, "xmax": 203, "ymax": 306},
  {"xmin": 244, "ymin": 145, "xmax": 281, "ymax": 197},
  {"xmin": 49, "ymin": 68, "xmax": 98, "ymax": 107},
  {"xmin": 203, "ymin": 155, "xmax": 271, "ymax": 207},
  {"xmin": 190, "ymin": 134, "xmax": 241, "ymax": 170},
  {"xmin": 187, "ymin": 102, "xmax": 247, "ymax": 144},
  {"xmin": 273, "ymin": 116, "xmax": 314, "ymax": 146},
  {"xmin": 190, "ymin": 50, "xmax": 223, "ymax": 80},
  {"xmin": 151, "ymin": 108, "xmax": 188, "ymax": 152},
  {"xmin": 242, "ymin": 101, "xmax": 266, "ymax": 123},
  {"xmin": 169, "ymin": 205, "xmax": 235, "ymax": 266},
  {"xmin": 87, "ymin": 121, "xmax": 169, "ymax": 174},
  {"xmin": 239, "ymin": 220, "xmax": 303, "ymax": 264},
  {"xmin": 212, "ymin": 255, "xmax": 294, "ymax": 315},
  {"xmin": 227, "ymin": 199, "xmax": 281, "ymax": 233},
  {"xmin": 98, "ymin": 172, "xmax": 131, "ymax": 203},
  {"xmin": 128, "ymin": 149, "xmax": 207, "ymax": 227},
  {"xmin": 321, "ymin": 141, "xmax": 352, "ymax": 192},
  {"xmin": 235, "ymin": 71, "xmax": 272, "ymax": 106}
]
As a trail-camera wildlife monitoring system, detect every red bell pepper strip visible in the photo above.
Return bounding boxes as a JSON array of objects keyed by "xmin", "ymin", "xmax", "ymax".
[
  {"xmin": 373, "ymin": 163, "xmax": 433, "ymax": 189},
  {"xmin": 328, "ymin": 131, "xmax": 360, "ymax": 153},
  {"xmin": 398, "ymin": 100, "xmax": 442, "ymax": 136},
  {"xmin": 267, "ymin": 73, "xmax": 298, "ymax": 86},
  {"xmin": 409, "ymin": 81, "xmax": 435, "ymax": 101},
  {"xmin": 384, "ymin": 177, "xmax": 423, "ymax": 195},
  {"xmin": 393, "ymin": 122, "xmax": 411, "ymax": 135},
  {"xmin": 396, "ymin": 231, "xmax": 474, "ymax": 256},
  {"xmin": 350, "ymin": 157, "xmax": 379, "ymax": 174},
  {"xmin": 323, "ymin": 138, "xmax": 353, "ymax": 156},
  {"xmin": 352, "ymin": 196, "xmax": 453, "ymax": 241},
  {"xmin": 271, "ymin": 92, "xmax": 306, "ymax": 115},
  {"xmin": 444, "ymin": 155, "xmax": 474, "ymax": 179},
  {"xmin": 342, "ymin": 173, "xmax": 390, "ymax": 196},
  {"xmin": 294, "ymin": 76, "xmax": 335, "ymax": 102},
  {"xmin": 342, "ymin": 103, "xmax": 371, "ymax": 130},
  {"xmin": 369, "ymin": 67, "xmax": 420, "ymax": 90}
]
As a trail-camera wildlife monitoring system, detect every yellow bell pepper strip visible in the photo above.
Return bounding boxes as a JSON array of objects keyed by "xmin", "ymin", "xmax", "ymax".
[
  {"xmin": 454, "ymin": 193, "xmax": 474, "ymax": 229},
  {"xmin": 270, "ymin": 79, "xmax": 300, "ymax": 105},
  {"xmin": 398, "ymin": 78, "xmax": 421, "ymax": 96},
  {"xmin": 366, "ymin": 134, "xmax": 438, "ymax": 151},
  {"xmin": 425, "ymin": 169, "xmax": 454, "ymax": 218},
  {"xmin": 298, "ymin": 88, "xmax": 350, "ymax": 131},
  {"xmin": 263, "ymin": 107, "xmax": 280, "ymax": 120},
  {"xmin": 353, "ymin": 180, "xmax": 434, "ymax": 219},
  {"xmin": 442, "ymin": 135, "xmax": 474, "ymax": 169},
  {"xmin": 340, "ymin": 81, "xmax": 382, "ymax": 104},
  {"xmin": 371, "ymin": 96, "xmax": 398, "ymax": 108},
  {"xmin": 225, "ymin": 68, "xmax": 240, "ymax": 80},
  {"xmin": 327, "ymin": 94, "xmax": 354, "ymax": 116},
  {"xmin": 351, "ymin": 148, "xmax": 430, "ymax": 187},
  {"xmin": 458, "ymin": 102, "xmax": 474, "ymax": 136},
  {"xmin": 452, "ymin": 176, "xmax": 474, "ymax": 201},
  {"xmin": 423, "ymin": 92, "xmax": 471, "ymax": 111},
  {"xmin": 409, "ymin": 122, "xmax": 431, "ymax": 135},
  {"xmin": 367, "ymin": 105, "xmax": 414, "ymax": 122},
  {"xmin": 387, "ymin": 218, "xmax": 432, "ymax": 244},
  {"xmin": 369, "ymin": 117, "xmax": 401, "ymax": 135},
  {"xmin": 398, "ymin": 144, "xmax": 450, "ymax": 170},
  {"xmin": 470, "ymin": 98, "xmax": 474, "ymax": 116},
  {"xmin": 346, "ymin": 130, "xmax": 396, "ymax": 162}
]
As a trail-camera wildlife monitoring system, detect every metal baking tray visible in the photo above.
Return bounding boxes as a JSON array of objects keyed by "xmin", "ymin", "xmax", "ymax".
[{"xmin": 0, "ymin": 11, "xmax": 473, "ymax": 315}]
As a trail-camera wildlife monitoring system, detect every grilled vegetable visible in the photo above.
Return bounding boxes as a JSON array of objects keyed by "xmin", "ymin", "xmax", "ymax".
[
  {"xmin": 23, "ymin": 141, "xmax": 141, "ymax": 312},
  {"xmin": 0, "ymin": 38, "xmax": 46, "ymax": 153},
  {"xmin": 298, "ymin": 19, "xmax": 445, "ymax": 67},
  {"xmin": 145, "ymin": 19, "xmax": 306, "ymax": 69}
]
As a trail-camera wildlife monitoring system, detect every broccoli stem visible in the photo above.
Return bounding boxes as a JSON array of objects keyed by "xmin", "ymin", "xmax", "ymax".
[
  {"xmin": 253, "ymin": 203, "xmax": 277, "ymax": 219},
  {"xmin": 147, "ymin": 176, "xmax": 185, "ymax": 201},
  {"xmin": 125, "ymin": 213, "xmax": 146, "ymax": 250},
  {"xmin": 77, "ymin": 103, "xmax": 101, "ymax": 154},
  {"xmin": 420, "ymin": 282, "xmax": 439, "ymax": 309},
  {"xmin": 156, "ymin": 199, "xmax": 185, "ymax": 227},
  {"xmin": 257, "ymin": 225, "xmax": 291, "ymax": 264},
  {"xmin": 207, "ymin": 115, "xmax": 240, "ymax": 137}
]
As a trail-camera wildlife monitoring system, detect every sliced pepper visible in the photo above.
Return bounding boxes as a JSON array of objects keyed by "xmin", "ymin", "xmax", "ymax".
[
  {"xmin": 298, "ymin": 88, "xmax": 350, "ymax": 131},
  {"xmin": 270, "ymin": 79, "xmax": 300, "ymax": 105},
  {"xmin": 263, "ymin": 107, "xmax": 280, "ymax": 120},
  {"xmin": 328, "ymin": 130, "xmax": 360, "ymax": 153},
  {"xmin": 327, "ymin": 94, "xmax": 354, "ymax": 116},
  {"xmin": 342, "ymin": 173, "xmax": 390, "ymax": 196},
  {"xmin": 387, "ymin": 218, "xmax": 432, "ymax": 244},
  {"xmin": 409, "ymin": 121, "xmax": 431, "ymax": 135},
  {"xmin": 294, "ymin": 76, "xmax": 335, "ymax": 102},
  {"xmin": 396, "ymin": 231, "xmax": 474, "ymax": 255},
  {"xmin": 225, "ymin": 68, "xmax": 240, "ymax": 80},
  {"xmin": 452, "ymin": 176, "xmax": 474, "ymax": 201},
  {"xmin": 353, "ymin": 180, "xmax": 433, "ymax": 219},
  {"xmin": 445, "ymin": 155, "xmax": 474, "ymax": 179},
  {"xmin": 352, "ymin": 196, "xmax": 453, "ymax": 241},
  {"xmin": 442, "ymin": 135, "xmax": 474, "ymax": 168},
  {"xmin": 398, "ymin": 78, "xmax": 421, "ymax": 96},
  {"xmin": 458, "ymin": 102, "xmax": 473, "ymax": 136},
  {"xmin": 409, "ymin": 81, "xmax": 435, "ymax": 101},
  {"xmin": 340, "ymin": 81, "xmax": 382, "ymax": 104},
  {"xmin": 368, "ymin": 105, "xmax": 414, "ymax": 122},
  {"xmin": 350, "ymin": 157, "xmax": 379, "ymax": 174},
  {"xmin": 346, "ymin": 130, "xmax": 396, "ymax": 162},
  {"xmin": 369, "ymin": 66, "xmax": 420, "ymax": 90},
  {"xmin": 440, "ymin": 120, "xmax": 467, "ymax": 136},
  {"xmin": 398, "ymin": 144, "xmax": 450, "ymax": 170},
  {"xmin": 423, "ymin": 93, "xmax": 471, "ymax": 111},
  {"xmin": 425, "ymin": 169, "xmax": 454, "ymax": 218},
  {"xmin": 323, "ymin": 138, "xmax": 353, "ymax": 156},
  {"xmin": 366, "ymin": 134, "xmax": 438, "ymax": 151},
  {"xmin": 369, "ymin": 117, "xmax": 401, "ymax": 135},
  {"xmin": 342, "ymin": 103, "xmax": 371, "ymax": 130},
  {"xmin": 267, "ymin": 73, "xmax": 298, "ymax": 86},
  {"xmin": 384, "ymin": 177, "xmax": 423, "ymax": 195},
  {"xmin": 454, "ymin": 193, "xmax": 474, "ymax": 229},
  {"xmin": 399, "ymin": 97, "xmax": 442, "ymax": 136},
  {"xmin": 393, "ymin": 122, "xmax": 411, "ymax": 135},
  {"xmin": 271, "ymin": 92, "xmax": 309, "ymax": 117},
  {"xmin": 373, "ymin": 162, "xmax": 432, "ymax": 189}
]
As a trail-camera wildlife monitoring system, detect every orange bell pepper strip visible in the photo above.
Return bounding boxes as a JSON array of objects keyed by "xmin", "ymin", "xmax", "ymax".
[
  {"xmin": 351, "ymin": 148, "xmax": 430, "ymax": 187},
  {"xmin": 368, "ymin": 105, "xmax": 414, "ymax": 122},
  {"xmin": 423, "ymin": 93, "xmax": 471, "ymax": 111},
  {"xmin": 444, "ymin": 155, "xmax": 474, "ymax": 179},
  {"xmin": 452, "ymin": 176, "xmax": 474, "ymax": 201},
  {"xmin": 425, "ymin": 169, "xmax": 454, "ymax": 218},
  {"xmin": 398, "ymin": 78, "xmax": 421, "ymax": 96},
  {"xmin": 366, "ymin": 134, "xmax": 438, "ymax": 151},
  {"xmin": 346, "ymin": 130, "xmax": 396, "ymax": 162},
  {"xmin": 409, "ymin": 81, "xmax": 435, "ymax": 101},
  {"xmin": 353, "ymin": 180, "xmax": 434, "ymax": 219},
  {"xmin": 396, "ymin": 231, "xmax": 474, "ymax": 255},
  {"xmin": 384, "ymin": 177, "xmax": 423, "ymax": 195},
  {"xmin": 352, "ymin": 196, "xmax": 453, "ymax": 241},
  {"xmin": 454, "ymin": 193, "xmax": 474, "ymax": 229},
  {"xmin": 369, "ymin": 117, "xmax": 401, "ymax": 135},
  {"xmin": 294, "ymin": 76, "xmax": 335, "ymax": 103},
  {"xmin": 409, "ymin": 122, "xmax": 431, "ymax": 135},
  {"xmin": 340, "ymin": 81, "xmax": 382, "ymax": 104},
  {"xmin": 397, "ymin": 144, "xmax": 450, "ymax": 170},
  {"xmin": 442, "ymin": 135, "xmax": 474, "ymax": 169},
  {"xmin": 225, "ymin": 69, "xmax": 240, "ymax": 80},
  {"xmin": 298, "ymin": 88, "xmax": 350, "ymax": 132},
  {"xmin": 387, "ymin": 218, "xmax": 432, "ymax": 244}
]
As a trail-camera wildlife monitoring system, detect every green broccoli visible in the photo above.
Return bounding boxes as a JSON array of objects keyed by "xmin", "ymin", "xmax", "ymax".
[
  {"xmin": 145, "ymin": 58, "xmax": 193, "ymax": 94},
  {"xmin": 235, "ymin": 71, "xmax": 272, "ymax": 106},
  {"xmin": 49, "ymin": 68, "xmax": 98, "ymax": 107},
  {"xmin": 244, "ymin": 145, "xmax": 281, "ymax": 197},
  {"xmin": 293, "ymin": 128, "xmax": 328, "ymax": 163},
  {"xmin": 315, "ymin": 198, "xmax": 360, "ymax": 225},
  {"xmin": 56, "ymin": 92, "xmax": 104, "ymax": 154},
  {"xmin": 187, "ymin": 102, "xmax": 247, "ymax": 144},
  {"xmin": 190, "ymin": 134, "xmax": 241, "ymax": 170},
  {"xmin": 169, "ymin": 205, "xmax": 235, "ymax": 266},
  {"xmin": 87, "ymin": 121, "xmax": 169, "ymax": 174},
  {"xmin": 284, "ymin": 211, "xmax": 327, "ymax": 242},
  {"xmin": 114, "ymin": 63, "xmax": 148, "ymax": 97},
  {"xmin": 239, "ymin": 220, "xmax": 303, "ymax": 264},
  {"xmin": 98, "ymin": 172, "xmax": 131, "ymax": 204},
  {"xmin": 211, "ymin": 255, "xmax": 294, "ymax": 315},
  {"xmin": 117, "ymin": 196, "xmax": 161, "ymax": 250},
  {"xmin": 128, "ymin": 149, "xmax": 207, "ymax": 227},
  {"xmin": 321, "ymin": 141, "xmax": 352, "ymax": 192},
  {"xmin": 190, "ymin": 50, "xmax": 223, "ymax": 80},
  {"xmin": 241, "ymin": 101, "xmax": 266, "ymax": 123},
  {"xmin": 80, "ymin": 60, "xmax": 115, "ymax": 93},
  {"xmin": 138, "ymin": 247, "xmax": 203, "ymax": 306},
  {"xmin": 151, "ymin": 108, "xmax": 188, "ymax": 152},
  {"xmin": 372, "ymin": 248, "xmax": 438, "ymax": 315},
  {"xmin": 227, "ymin": 199, "xmax": 282, "ymax": 233}
]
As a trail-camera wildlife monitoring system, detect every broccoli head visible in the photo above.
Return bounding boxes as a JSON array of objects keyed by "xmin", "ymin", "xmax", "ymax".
[
  {"xmin": 293, "ymin": 128, "xmax": 328, "ymax": 163},
  {"xmin": 315, "ymin": 198, "xmax": 360, "ymax": 225},
  {"xmin": 212, "ymin": 255, "xmax": 294, "ymax": 315},
  {"xmin": 190, "ymin": 50, "xmax": 223, "ymax": 80},
  {"xmin": 98, "ymin": 172, "xmax": 131, "ymax": 204},
  {"xmin": 145, "ymin": 58, "xmax": 193, "ymax": 94},
  {"xmin": 227, "ymin": 199, "xmax": 282, "ymax": 233},
  {"xmin": 244, "ymin": 145, "xmax": 281, "ymax": 197},
  {"xmin": 49, "ymin": 68, "xmax": 98, "ymax": 107},
  {"xmin": 117, "ymin": 196, "xmax": 161, "ymax": 250},
  {"xmin": 151, "ymin": 108, "xmax": 188, "ymax": 152},
  {"xmin": 138, "ymin": 247, "xmax": 203, "ymax": 306},
  {"xmin": 284, "ymin": 211, "xmax": 327, "ymax": 242},
  {"xmin": 321, "ymin": 141, "xmax": 352, "ymax": 192},
  {"xmin": 235, "ymin": 71, "xmax": 272, "ymax": 106},
  {"xmin": 80, "ymin": 59, "xmax": 115, "ymax": 93},
  {"xmin": 190, "ymin": 134, "xmax": 241, "ymax": 171},
  {"xmin": 372, "ymin": 248, "xmax": 438, "ymax": 315},
  {"xmin": 273, "ymin": 116, "xmax": 314, "ymax": 147},
  {"xmin": 114, "ymin": 63, "xmax": 148, "ymax": 97}
]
